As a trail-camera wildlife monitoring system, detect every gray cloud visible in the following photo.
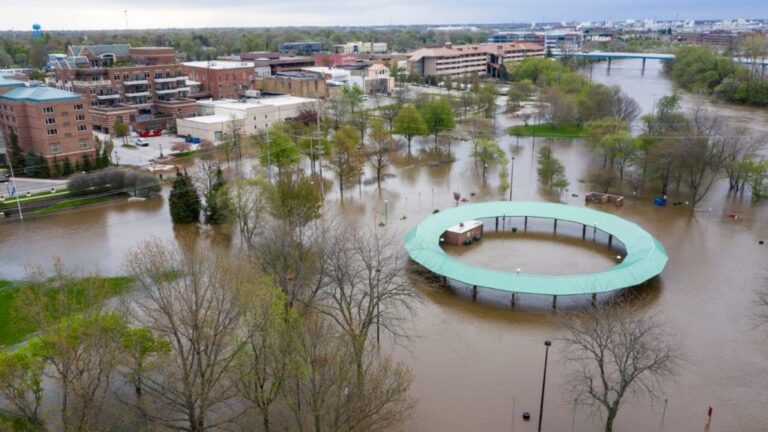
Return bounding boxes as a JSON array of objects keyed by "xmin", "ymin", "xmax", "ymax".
[{"xmin": 4, "ymin": 0, "xmax": 765, "ymax": 30}]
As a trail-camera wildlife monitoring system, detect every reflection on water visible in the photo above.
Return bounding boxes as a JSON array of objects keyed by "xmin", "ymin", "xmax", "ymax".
[{"xmin": 0, "ymin": 58, "xmax": 767, "ymax": 431}]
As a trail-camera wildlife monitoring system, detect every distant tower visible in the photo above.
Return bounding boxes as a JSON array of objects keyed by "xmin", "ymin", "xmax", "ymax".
[{"xmin": 32, "ymin": 23, "xmax": 42, "ymax": 39}]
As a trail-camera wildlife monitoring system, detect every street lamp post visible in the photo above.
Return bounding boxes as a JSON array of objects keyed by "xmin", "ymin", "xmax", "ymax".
[
  {"xmin": 538, "ymin": 340, "xmax": 552, "ymax": 432},
  {"xmin": 114, "ymin": 150, "xmax": 119, "ymax": 166},
  {"xmin": 159, "ymin": 143, "xmax": 164, "ymax": 159},
  {"xmin": 508, "ymin": 156, "xmax": 515, "ymax": 201}
]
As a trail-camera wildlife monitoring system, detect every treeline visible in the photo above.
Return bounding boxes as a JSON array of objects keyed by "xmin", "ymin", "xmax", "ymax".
[
  {"xmin": 0, "ymin": 27, "xmax": 490, "ymax": 67},
  {"xmin": 5, "ymin": 132, "xmax": 113, "ymax": 178},
  {"xmin": 507, "ymin": 57, "xmax": 640, "ymax": 126},
  {"xmin": 665, "ymin": 36, "xmax": 768, "ymax": 106}
]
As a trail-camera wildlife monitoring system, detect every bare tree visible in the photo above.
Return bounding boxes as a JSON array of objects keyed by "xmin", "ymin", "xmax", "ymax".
[
  {"xmin": 229, "ymin": 178, "xmax": 269, "ymax": 246},
  {"xmin": 285, "ymin": 315, "xmax": 415, "ymax": 432},
  {"xmin": 678, "ymin": 107, "xmax": 728, "ymax": 209},
  {"xmin": 367, "ymin": 118, "xmax": 394, "ymax": 190},
  {"xmin": 559, "ymin": 300, "xmax": 682, "ymax": 432},
  {"xmin": 317, "ymin": 227, "xmax": 419, "ymax": 388},
  {"xmin": 123, "ymin": 239, "xmax": 249, "ymax": 432},
  {"xmin": 233, "ymin": 281, "xmax": 302, "ymax": 432}
]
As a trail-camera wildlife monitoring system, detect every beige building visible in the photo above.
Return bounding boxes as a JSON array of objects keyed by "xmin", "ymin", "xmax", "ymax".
[
  {"xmin": 407, "ymin": 42, "xmax": 545, "ymax": 78},
  {"xmin": 176, "ymin": 95, "xmax": 316, "ymax": 144}
]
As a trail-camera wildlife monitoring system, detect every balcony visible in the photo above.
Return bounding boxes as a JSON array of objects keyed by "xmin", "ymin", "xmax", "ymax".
[
  {"xmin": 154, "ymin": 76, "xmax": 188, "ymax": 83},
  {"xmin": 73, "ymin": 80, "xmax": 112, "ymax": 87},
  {"xmin": 96, "ymin": 94, "xmax": 121, "ymax": 100},
  {"xmin": 126, "ymin": 91, "xmax": 151, "ymax": 98},
  {"xmin": 124, "ymin": 79, "xmax": 149, "ymax": 86},
  {"xmin": 155, "ymin": 87, "xmax": 181, "ymax": 95}
]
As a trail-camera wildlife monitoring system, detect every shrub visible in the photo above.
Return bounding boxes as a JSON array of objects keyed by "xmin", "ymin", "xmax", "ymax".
[{"xmin": 67, "ymin": 167, "xmax": 161, "ymax": 197}]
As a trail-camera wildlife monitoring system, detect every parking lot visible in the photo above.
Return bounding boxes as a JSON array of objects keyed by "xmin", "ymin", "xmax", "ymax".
[{"xmin": 107, "ymin": 134, "xmax": 190, "ymax": 168}]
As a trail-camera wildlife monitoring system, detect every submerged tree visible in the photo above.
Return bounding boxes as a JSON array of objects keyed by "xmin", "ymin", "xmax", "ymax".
[
  {"xmin": 393, "ymin": 104, "xmax": 427, "ymax": 153},
  {"xmin": 559, "ymin": 300, "xmax": 682, "ymax": 432},
  {"xmin": 536, "ymin": 146, "xmax": 569, "ymax": 191}
]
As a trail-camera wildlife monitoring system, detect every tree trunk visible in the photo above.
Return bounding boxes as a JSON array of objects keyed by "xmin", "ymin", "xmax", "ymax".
[{"xmin": 605, "ymin": 407, "xmax": 618, "ymax": 432}]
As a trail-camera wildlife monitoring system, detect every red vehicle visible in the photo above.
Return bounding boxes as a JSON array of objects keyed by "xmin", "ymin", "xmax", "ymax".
[{"xmin": 137, "ymin": 129, "xmax": 162, "ymax": 138}]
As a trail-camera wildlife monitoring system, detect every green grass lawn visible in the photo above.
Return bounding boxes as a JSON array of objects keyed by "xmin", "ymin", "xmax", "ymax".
[
  {"xmin": 27, "ymin": 194, "xmax": 119, "ymax": 216},
  {"xmin": 0, "ymin": 276, "xmax": 133, "ymax": 347},
  {"xmin": 507, "ymin": 123, "xmax": 587, "ymax": 138}
]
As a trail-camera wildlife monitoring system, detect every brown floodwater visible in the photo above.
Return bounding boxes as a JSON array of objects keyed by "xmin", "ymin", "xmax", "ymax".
[{"xmin": 1, "ymin": 58, "xmax": 768, "ymax": 431}]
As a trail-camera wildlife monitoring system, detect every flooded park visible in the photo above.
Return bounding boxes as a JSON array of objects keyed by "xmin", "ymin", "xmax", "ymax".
[{"xmin": 1, "ymin": 58, "xmax": 768, "ymax": 431}]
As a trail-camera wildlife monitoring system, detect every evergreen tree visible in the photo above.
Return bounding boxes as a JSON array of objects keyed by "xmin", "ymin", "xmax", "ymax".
[
  {"xmin": 81, "ymin": 153, "xmax": 93, "ymax": 172},
  {"xmin": 7, "ymin": 131, "xmax": 25, "ymax": 170},
  {"xmin": 204, "ymin": 166, "xmax": 229, "ymax": 224},
  {"xmin": 74, "ymin": 160, "xmax": 82, "ymax": 172},
  {"xmin": 169, "ymin": 171, "xmax": 201, "ymax": 224},
  {"xmin": 51, "ymin": 156, "xmax": 62, "ymax": 177},
  {"xmin": 23, "ymin": 150, "xmax": 40, "ymax": 177},
  {"xmin": 62, "ymin": 157, "xmax": 74, "ymax": 176}
]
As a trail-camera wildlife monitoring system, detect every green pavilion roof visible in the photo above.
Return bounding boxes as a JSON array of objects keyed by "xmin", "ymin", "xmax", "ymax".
[{"xmin": 404, "ymin": 201, "xmax": 668, "ymax": 296}]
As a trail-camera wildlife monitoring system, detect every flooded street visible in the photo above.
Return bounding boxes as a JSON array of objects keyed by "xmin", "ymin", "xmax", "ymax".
[{"xmin": 1, "ymin": 58, "xmax": 768, "ymax": 431}]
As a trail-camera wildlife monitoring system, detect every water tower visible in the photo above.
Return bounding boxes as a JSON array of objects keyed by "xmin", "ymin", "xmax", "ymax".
[{"xmin": 32, "ymin": 23, "xmax": 42, "ymax": 39}]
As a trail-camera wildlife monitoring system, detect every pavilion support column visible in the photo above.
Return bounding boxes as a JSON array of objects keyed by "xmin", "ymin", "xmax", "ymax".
[
  {"xmin": 552, "ymin": 295, "xmax": 558, "ymax": 309},
  {"xmin": 641, "ymin": 58, "xmax": 646, "ymax": 74},
  {"xmin": 582, "ymin": 224, "xmax": 586, "ymax": 239},
  {"xmin": 442, "ymin": 276, "xmax": 447, "ymax": 287},
  {"xmin": 591, "ymin": 293, "xmax": 597, "ymax": 308},
  {"xmin": 608, "ymin": 234, "xmax": 613, "ymax": 247},
  {"xmin": 496, "ymin": 217, "xmax": 499, "ymax": 232},
  {"xmin": 524, "ymin": 216, "xmax": 528, "ymax": 231},
  {"xmin": 553, "ymin": 219, "xmax": 558, "ymax": 234},
  {"xmin": 607, "ymin": 58, "xmax": 612, "ymax": 71},
  {"xmin": 510, "ymin": 292, "xmax": 516, "ymax": 307},
  {"xmin": 472, "ymin": 285, "xmax": 478, "ymax": 300}
]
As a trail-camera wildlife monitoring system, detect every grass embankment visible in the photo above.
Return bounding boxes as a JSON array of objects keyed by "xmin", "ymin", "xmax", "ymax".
[
  {"xmin": 0, "ymin": 276, "xmax": 133, "ymax": 347},
  {"xmin": 26, "ymin": 194, "xmax": 117, "ymax": 216},
  {"xmin": 507, "ymin": 123, "xmax": 587, "ymax": 138}
]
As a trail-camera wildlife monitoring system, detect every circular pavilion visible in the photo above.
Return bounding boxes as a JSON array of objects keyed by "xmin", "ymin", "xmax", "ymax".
[{"xmin": 404, "ymin": 201, "xmax": 668, "ymax": 307}]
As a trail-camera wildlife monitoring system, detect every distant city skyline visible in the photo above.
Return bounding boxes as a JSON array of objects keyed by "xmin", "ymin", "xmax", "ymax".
[{"xmin": 1, "ymin": 0, "xmax": 766, "ymax": 31}]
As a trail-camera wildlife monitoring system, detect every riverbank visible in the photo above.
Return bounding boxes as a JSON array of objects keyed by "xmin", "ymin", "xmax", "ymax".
[{"xmin": 0, "ymin": 276, "xmax": 133, "ymax": 347}]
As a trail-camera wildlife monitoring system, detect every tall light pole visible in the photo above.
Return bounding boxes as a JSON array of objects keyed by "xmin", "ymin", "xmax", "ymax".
[
  {"xmin": 508, "ymin": 156, "xmax": 515, "ymax": 201},
  {"xmin": 538, "ymin": 340, "xmax": 552, "ymax": 432}
]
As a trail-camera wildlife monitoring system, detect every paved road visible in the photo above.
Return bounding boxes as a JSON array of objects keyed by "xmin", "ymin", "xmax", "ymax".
[{"xmin": 1, "ymin": 177, "xmax": 68, "ymax": 195}]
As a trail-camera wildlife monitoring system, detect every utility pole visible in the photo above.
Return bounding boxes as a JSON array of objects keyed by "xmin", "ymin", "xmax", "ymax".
[{"xmin": 508, "ymin": 156, "xmax": 515, "ymax": 201}]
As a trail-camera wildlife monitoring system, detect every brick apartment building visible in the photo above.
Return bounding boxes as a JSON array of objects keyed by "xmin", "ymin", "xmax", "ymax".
[
  {"xmin": 182, "ymin": 61, "xmax": 258, "ymax": 100},
  {"xmin": 51, "ymin": 44, "xmax": 197, "ymax": 134},
  {"xmin": 407, "ymin": 42, "xmax": 545, "ymax": 79},
  {"xmin": 1, "ymin": 77, "xmax": 95, "ymax": 163}
]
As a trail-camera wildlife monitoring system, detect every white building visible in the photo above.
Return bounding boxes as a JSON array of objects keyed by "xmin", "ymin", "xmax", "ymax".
[
  {"xmin": 332, "ymin": 41, "xmax": 388, "ymax": 54},
  {"xmin": 176, "ymin": 95, "xmax": 316, "ymax": 144}
]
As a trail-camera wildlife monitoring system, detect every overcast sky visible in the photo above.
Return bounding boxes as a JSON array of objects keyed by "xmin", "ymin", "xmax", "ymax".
[{"xmin": 4, "ymin": 0, "xmax": 766, "ymax": 31}]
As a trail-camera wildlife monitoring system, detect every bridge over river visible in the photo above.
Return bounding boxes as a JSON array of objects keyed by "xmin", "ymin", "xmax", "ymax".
[{"xmin": 553, "ymin": 51, "xmax": 768, "ymax": 73}]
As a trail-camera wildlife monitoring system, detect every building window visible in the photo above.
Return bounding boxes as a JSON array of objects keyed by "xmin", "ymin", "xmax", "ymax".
[
  {"xmin": 47, "ymin": 128, "xmax": 58, "ymax": 136},
  {"xmin": 77, "ymin": 124, "xmax": 88, "ymax": 132},
  {"xmin": 45, "ymin": 117, "xmax": 56, "ymax": 125},
  {"xmin": 42, "ymin": 106, "xmax": 54, "ymax": 114},
  {"xmin": 76, "ymin": 114, "xmax": 86, "ymax": 121},
  {"xmin": 80, "ymin": 139, "xmax": 90, "ymax": 149},
  {"xmin": 124, "ymin": 73, "xmax": 130, "ymax": 80},
  {"xmin": 114, "ymin": 73, "xmax": 120, "ymax": 81},
  {"xmin": 74, "ymin": 104, "xmax": 84, "ymax": 111},
  {"xmin": 50, "ymin": 143, "xmax": 61, "ymax": 154}
]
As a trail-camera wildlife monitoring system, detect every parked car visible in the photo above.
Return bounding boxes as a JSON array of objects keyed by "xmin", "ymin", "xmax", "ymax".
[
  {"xmin": 0, "ymin": 169, "xmax": 9, "ymax": 183},
  {"xmin": 135, "ymin": 138, "xmax": 150, "ymax": 147}
]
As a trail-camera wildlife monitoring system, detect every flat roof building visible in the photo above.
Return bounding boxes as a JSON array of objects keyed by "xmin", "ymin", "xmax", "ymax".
[
  {"xmin": 51, "ymin": 44, "xmax": 197, "ymax": 135},
  {"xmin": 176, "ymin": 95, "xmax": 316, "ymax": 144},
  {"xmin": 1, "ymin": 78, "xmax": 95, "ymax": 165},
  {"xmin": 407, "ymin": 42, "xmax": 545, "ymax": 79},
  {"xmin": 279, "ymin": 42, "xmax": 324, "ymax": 55},
  {"xmin": 182, "ymin": 61, "xmax": 257, "ymax": 100}
]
